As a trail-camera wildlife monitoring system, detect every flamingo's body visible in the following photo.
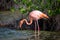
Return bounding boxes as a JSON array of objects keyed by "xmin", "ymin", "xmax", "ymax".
[
  {"xmin": 29, "ymin": 10, "xmax": 42, "ymax": 20},
  {"xmin": 29, "ymin": 10, "xmax": 48, "ymax": 20},
  {"xmin": 19, "ymin": 10, "xmax": 49, "ymax": 39}
]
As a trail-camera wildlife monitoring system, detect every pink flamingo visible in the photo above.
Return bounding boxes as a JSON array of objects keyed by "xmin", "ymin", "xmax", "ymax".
[{"xmin": 19, "ymin": 10, "xmax": 49, "ymax": 37}]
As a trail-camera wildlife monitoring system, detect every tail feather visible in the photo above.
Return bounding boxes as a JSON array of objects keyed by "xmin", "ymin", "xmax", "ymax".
[{"xmin": 42, "ymin": 13, "xmax": 49, "ymax": 18}]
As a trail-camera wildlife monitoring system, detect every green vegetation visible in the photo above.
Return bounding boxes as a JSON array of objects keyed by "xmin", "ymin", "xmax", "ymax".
[{"xmin": 10, "ymin": 0, "xmax": 60, "ymax": 16}]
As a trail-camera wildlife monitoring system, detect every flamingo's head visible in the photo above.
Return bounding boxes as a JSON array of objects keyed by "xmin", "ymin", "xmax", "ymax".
[{"xmin": 19, "ymin": 19, "xmax": 25, "ymax": 28}]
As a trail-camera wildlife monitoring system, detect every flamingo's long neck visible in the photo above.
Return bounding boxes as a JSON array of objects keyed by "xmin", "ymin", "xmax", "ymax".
[
  {"xmin": 20, "ymin": 18, "xmax": 33, "ymax": 28},
  {"xmin": 24, "ymin": 18, "xmax": 33, "ymax": 25}
]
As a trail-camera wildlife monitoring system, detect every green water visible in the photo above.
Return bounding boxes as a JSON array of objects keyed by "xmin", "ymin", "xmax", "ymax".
[{"xmin": 0, "ymin": 27, "xmax": 34, "ymax": 40}]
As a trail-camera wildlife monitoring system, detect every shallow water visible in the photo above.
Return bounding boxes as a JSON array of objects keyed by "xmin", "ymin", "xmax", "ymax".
[
  {"xmin": 0, "ymin": 27, "xmax": 34, "ymax": 40},
  {"xmin": 0, "ymin": 27, "xmax": 60, "ymax": 40}
]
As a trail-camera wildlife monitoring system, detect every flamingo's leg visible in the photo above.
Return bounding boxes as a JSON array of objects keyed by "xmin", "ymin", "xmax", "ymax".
[
  {"xmin": 35, "ymin": 21, "xmax": 37, "ymax": 40},
  {"xmin": 37, "ymin": 20, "xmax": 40, "ymax": 37}
]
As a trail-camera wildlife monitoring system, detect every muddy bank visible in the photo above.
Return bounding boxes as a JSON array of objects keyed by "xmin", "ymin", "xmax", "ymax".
[{"xmin": 0, "ymin": 11, "xmax": 21, "ymax": 27}]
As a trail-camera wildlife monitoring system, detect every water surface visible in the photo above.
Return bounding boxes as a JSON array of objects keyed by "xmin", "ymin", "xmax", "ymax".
[{"xmin": 0, "ymin": 27, "xmax": 34, "ymax": 40}]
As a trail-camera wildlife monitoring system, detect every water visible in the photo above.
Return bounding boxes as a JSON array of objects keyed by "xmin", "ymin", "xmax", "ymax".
[
  {"xmin": 0, "ymin": 27, "xmax": 34, "ymax": 40},
  {"xmin": 0, "ymin": 27, "xmax": 59, "ymax": 40}
]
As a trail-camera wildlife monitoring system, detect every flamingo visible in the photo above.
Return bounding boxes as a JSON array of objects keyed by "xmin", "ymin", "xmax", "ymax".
[{"xmin": 19, "ymin": 10, "xmax": 49, "ymax": 39}]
